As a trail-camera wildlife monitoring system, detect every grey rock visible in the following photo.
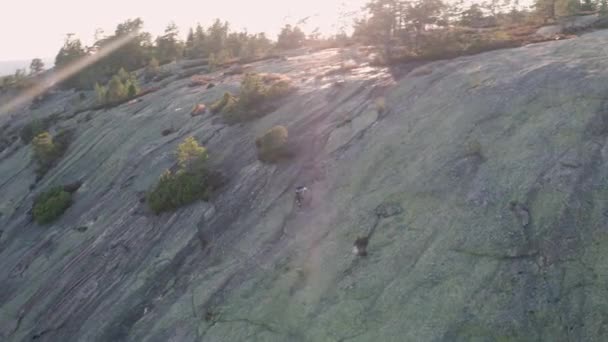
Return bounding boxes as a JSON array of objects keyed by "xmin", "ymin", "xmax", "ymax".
[
  {"xmin": 374, "ymin": 202, "xmax": 404, "ymax": 218},
  {"xmin": 4, "ymin": 33, "xmax": 608, "ymax": 341}
]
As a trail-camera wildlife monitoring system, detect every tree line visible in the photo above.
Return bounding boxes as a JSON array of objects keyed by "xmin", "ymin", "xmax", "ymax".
[
  {"xmin": 4, "ymin": 0, "xmax": 608, "ymax": 93},
  {"xmin": 353, "ymin": 0, "xmax": 608, "ymax": 61},
  {"xmin": 12, "ymin": 18, "xmax": 319, "ymax": 91}
]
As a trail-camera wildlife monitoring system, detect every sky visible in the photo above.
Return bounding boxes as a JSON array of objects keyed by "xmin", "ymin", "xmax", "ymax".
[{"xmin": 0, "ymin": 0, "xmax": 368, "ymax": 62}]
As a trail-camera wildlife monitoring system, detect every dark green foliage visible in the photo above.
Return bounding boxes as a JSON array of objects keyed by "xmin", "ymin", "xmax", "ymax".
[
  {"xmin": 147, "ymin": 137, "xmax": 217, "ymax": 214},
  {"xmin": 355, "ymin": 0, "xmax": 544, "ymax": 62},
  {"xmin": 238, "ymin": 73, "xmax": 268, "ymax": 109},
  {"xmin": 96, "ymin": 18, "xmax": 152, "ymax": 74},
  {"xmin": 55, "ymin": 19, "xmax": 152, "ymax": 90},
  {"xmin": 127, "ymin": 84, "xmax": 138, "ymax": 98},
  {"xmin": 147, "ymin": 170, "xmax": 212, "ymax": 214},
  {"xmin": 20, "ymin": 119, "xmax": 47, "ymax": 144},
  {"xmin": 217, "ymin": 73, "xmax": 295, "ymax": 123},
  {"xmin": 210, "ymin": 92, "xmax": 239, "ymax": 114},
  {"xmin": 255, "ymin": 125, "xmax": 292, "ymax": 163},
  {"xmin": 29, "ymin": 58, "xmax": 45, "ymax": 74},
  {"xmin": 94, "ymin": 68, "xmax": 140, "ymax": 104},
  {"xmin": 277, "ymin": 25, "xmax": 306, "ymax": 50},
  {"xmin": 20, "ymin": 113, "xmax": 62, "ymax": 144},
  {"xmin": 106, "ymin": 75, "xmax": 126, "ymax": 103},
  {"xmin": 144, "ymin": 57, "xmax": 161, "ymax": 81},
  {"xmin": 265, "ymin": 80, "xmax": 294, "ymax": 100},
  {"xmin": 32, "ymin": 187, "xmax": 73, "ymax": 224},
  {"xmin": 155, "ymin": 22, "xmax": 184, "ymax": 64},
  {"xmin": 183, "ymin": 20, "xmax": 273, "ymax": 60},
  {"xmin": 55, "ymin": 35, "xmax": 91, "ymax": 89},
  {"xmin": 31, "ymin": 130, "xmax": 72, "ymax": 178}
]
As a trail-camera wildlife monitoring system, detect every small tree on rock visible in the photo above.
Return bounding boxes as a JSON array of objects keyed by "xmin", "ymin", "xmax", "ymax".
[
  {"xmin": 29, "ymin": 58, "xmax": 45, "ymax": 74},
  {"xmin": 178, "ymin": 136, "xmax": 208, "ymax": 171}
]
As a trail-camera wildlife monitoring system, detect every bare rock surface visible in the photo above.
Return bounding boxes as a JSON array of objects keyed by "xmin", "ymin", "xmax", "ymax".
[{"xmin": 3, "ymin": 31, "xmax": 608, "ymax": 341}]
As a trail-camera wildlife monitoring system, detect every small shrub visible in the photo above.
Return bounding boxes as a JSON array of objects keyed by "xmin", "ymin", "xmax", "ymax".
[
  {"xmin": 32, "ymin": 187, "xmax": 73, "ymax": 224},
  {"xmin": 32, "ymin": 132, "xmax": 58, "ymax": 169},
  {"xmin": 214, "ymin": 73, "xmax": 295, "ymax": 123},
  {"xmin": 106, "ymin": 75, "xmax": 127, "ymax": 103},
  {"xmin": 20, "ymin": 119, "xmax": 47, "ymax": 143},
  {"xmin": 95, "ymin": 68, "xmax": 140, "ymax": 105},
  {"xmin": 31, "ymin": 130, "xmax": 72, "ymax": 178},
  {"xmin": 239, "ymin": 73, "xmax": 267, "ymax": 109},
  {"xmin": 177, "ymin": 136, "xmax": 208, "ymax": 170},
  {"xmin": 147, "ymin": 170, "xmax": 211, "ymax": 214},
  {"xmin": 94, "ymin": 83, "xmax": 107, "ymax": 104},
  {"xmin": 210, "ymin": 92, "xmax": 238, "ymax": 114},
  {"xmin": 265, "ymin": 80, "xmax": 294, "ymax": 100},
  {"xmin": 147, "ymin": 137, "xmax": 216, "ymax": 214},
  {"xmin": 144, "ymin": 57, "xmax": 161, "ymax": 81},
  {"xmin": 255, "ymin": 125, "xmax": 291, "ymax": 163},
  {"xmin": 127, "ymin": 83, "xmax": 138, "ymax": 98}
]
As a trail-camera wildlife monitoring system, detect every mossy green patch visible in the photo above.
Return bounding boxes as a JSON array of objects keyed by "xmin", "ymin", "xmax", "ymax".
[{"xmin": 33, "ymin": 187, "xmax": 73, "ymax": 224}]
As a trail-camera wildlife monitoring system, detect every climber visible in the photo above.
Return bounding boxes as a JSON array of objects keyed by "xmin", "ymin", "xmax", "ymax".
[{"xmin": 295, "ymin": 186, "xmax": 309, "ymax": 208}]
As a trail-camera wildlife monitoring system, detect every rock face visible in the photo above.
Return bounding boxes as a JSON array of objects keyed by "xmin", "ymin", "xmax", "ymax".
[{"xmin": 3, "ymin": 31, "xmax": 608, "ymax": 341}]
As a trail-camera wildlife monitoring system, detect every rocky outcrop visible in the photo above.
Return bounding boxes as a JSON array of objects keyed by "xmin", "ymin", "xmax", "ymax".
[{"xmin": 3, "ymin": 31, "xmax": 608, "ymax": 341}]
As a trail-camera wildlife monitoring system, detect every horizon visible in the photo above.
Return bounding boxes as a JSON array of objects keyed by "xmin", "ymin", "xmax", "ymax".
[{"xmin": 0, "ymin": 0, "xmax": 366, "ymax": 63}]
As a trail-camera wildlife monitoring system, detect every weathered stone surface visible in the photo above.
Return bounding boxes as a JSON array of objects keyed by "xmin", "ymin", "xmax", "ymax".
[{"xmin": 4, "ymin": 31, "xmax": 608, "ymax": 341}]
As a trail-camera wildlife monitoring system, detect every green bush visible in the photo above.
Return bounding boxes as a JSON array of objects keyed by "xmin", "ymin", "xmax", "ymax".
[
  {"xmin": 144, "ymin": 57, "xmax": 161, "ymax": 81},
  {"xmin": 95, "ymin": 68, "xmax": 140, "ymax": 105},
  {"xmin": 213, "ymin": 73, "xmax": 294, "ymax": 123},
  {"xmin": 178, "ymin": 136, "xmax": 208, "ymax": 170},
  {"xmin": 106, "ymin": 75, "xmax": 127, "ymax": 103},
  {"xmin": 31, "ymin": 130, "xmax": 72, "ymax": 178},
  {"xmin": 239, "ymin": 73, "xmax": 268, "ymax": 109},
  {"xmin": 147, "ymin": 170, "xmax": 212, "ymax": 214},
  {"xmin": 33, "ymin": 187, "xmax": 73, "ymax": 224},
  {"xmin": 94, "ymin": 83, "xmax": 107, "ymax": 104},
  {"xmin": 265, "ymin": 80, "xmax": 293, "ymax": 100},
  {"xmin": 210, "ymin": 92, "xmax": 239, "ymax": 114},
  {"xmin": 20, "ymin": 119, "xmax": 47, "ymax": 144},
  {"xmin": 147, "ymin": 137, "xmax": 217, "ymax": 214},
  {"xmin": 255, "ymin": 125, "xmax": 291, "ymax": 163}
]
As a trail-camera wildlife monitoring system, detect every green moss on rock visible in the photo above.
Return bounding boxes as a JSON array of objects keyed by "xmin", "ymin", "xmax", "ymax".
[{"xmin": 33, "ymin": 187, "xmax": 73, "ymax": 224}]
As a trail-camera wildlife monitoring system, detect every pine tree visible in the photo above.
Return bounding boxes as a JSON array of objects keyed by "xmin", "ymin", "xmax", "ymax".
[
  {"xmin": 29, "ymin": 58, "xmax": 45, "ymax": 74},
  {"xmin": 156, "ymin": 22, "xmax": 183, "ymax": 63},
  {"xmin": 106, "ymin": 75, "xmax": 126, "ymax": 103},
  {"xmin": 177, "ymin": 137, "xmax": 208, "ymax": 171}
]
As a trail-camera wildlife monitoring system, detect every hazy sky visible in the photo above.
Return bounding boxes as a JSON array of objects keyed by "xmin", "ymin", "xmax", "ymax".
[{"xmin": 1, "ymin": 0, "xmax": 367, "ymax": 62}]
